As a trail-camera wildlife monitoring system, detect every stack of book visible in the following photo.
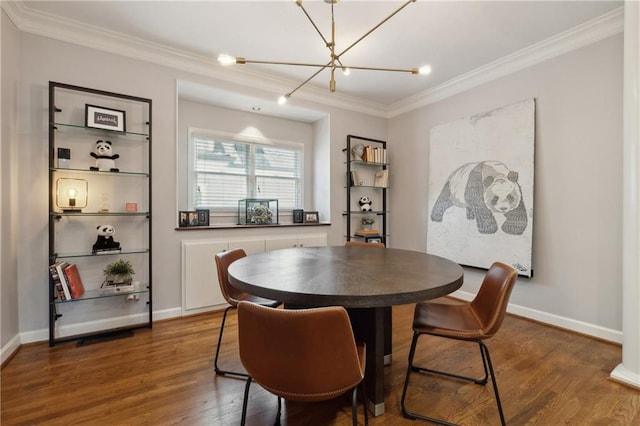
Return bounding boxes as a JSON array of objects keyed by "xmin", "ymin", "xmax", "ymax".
[
  {"xmin": 354, "ymin": 229, "xmax": 381, "ymax": 237},
  {"xmin": 374, "ymin": 170, "xmax": 389, "ymax": 188},
  {"xmin": 361, "ymin": 146, "xmax": 387, "ymax": 164},
  {"xmin": 49, "ymin": 261, "xmax": 85, "ymax": 300}
]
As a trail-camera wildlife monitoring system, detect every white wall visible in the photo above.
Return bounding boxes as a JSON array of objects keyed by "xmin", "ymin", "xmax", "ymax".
[
  {"xmin": 9, "ymin": 30, "xmax": 387, "ymax": 343},
  {"xmin": 389, "ymin": 35, "xmax": 624, "ymax": 335},
  {"xmin": 1, "ymin": 10, "xmax": 21, "ymax": 358},
  {"xmin": 177, "ymin": 98, "xmax": 317, "ymax": 218}
]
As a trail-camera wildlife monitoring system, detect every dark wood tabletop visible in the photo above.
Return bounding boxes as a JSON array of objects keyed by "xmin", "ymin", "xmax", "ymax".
[
  {"xmin": 227, "ymin": 245, "xmax": 464, "ymax": 308},
  {"xmin": 227, "ymin": 245, "xmax": 464, "ymax": 416}
]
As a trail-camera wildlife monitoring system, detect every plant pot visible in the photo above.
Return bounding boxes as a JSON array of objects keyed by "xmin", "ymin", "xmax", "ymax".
[
  {"xmin": 362, "ymin": 224, "xmax": 372, "ymax": 230},
  {"xmin": 107, "ymin": 274, "xmax": 132, "ymax": 285}
]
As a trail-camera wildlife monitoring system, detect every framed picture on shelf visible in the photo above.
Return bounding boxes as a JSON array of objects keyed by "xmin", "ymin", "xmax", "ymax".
[
  {"xmin": 178, "ymin": 211, "xmax": 190, "ymax": 228},
  {"xmin": 85, "ymin": 104, "xmax": 126, "ymax": 132},
  {"xmin": 292, "ymin": 209, "xmax": 304, "ymax": 223},
  {"xmin": 196, "ymin": 209, "xmax": 210, "ymax": 226},
  {"xmin": 188, "ymin": 211, "xmax": 199, "ymax": 226},
  {"xmin": 304, "ymin": 211, "xmax": 319, "ymax": 223}
]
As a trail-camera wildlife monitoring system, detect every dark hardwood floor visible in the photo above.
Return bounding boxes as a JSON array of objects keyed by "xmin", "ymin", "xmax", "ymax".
[{"xmin": 2, "ymin": 303, "xmax": 639, "ymax": 425}]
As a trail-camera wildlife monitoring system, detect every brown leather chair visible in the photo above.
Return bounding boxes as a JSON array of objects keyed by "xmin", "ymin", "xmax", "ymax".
[
  {"xmin": 400, "ymin": 262, "xmax": 517, "ymax": 426},
  {"xmin": 237, "ymin": 301, "xmax": 368, "ymax": 426},
  {"xmin": 214, "ymin": 249, "xmax": 280, "ymax": 378},
  {"xmin": 344, "ymin": 241, "xmax": 385, "ymax": 248}
]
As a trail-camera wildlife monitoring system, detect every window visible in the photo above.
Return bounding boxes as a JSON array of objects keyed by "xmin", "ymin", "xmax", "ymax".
[{"xmin": 190, "ymin": 131, "xmax": 303, "ymax": 211}]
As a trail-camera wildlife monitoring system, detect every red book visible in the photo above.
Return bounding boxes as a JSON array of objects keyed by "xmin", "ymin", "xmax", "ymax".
[{"xmin": 63, "ymin": 264, "xmax": 85, "ymax": 299}]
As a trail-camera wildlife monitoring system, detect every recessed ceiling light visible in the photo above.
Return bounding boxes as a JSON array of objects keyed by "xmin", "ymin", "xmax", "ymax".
[{"xmin": 252, "ymin": 106, "xmax": 261, "ymax": 111}]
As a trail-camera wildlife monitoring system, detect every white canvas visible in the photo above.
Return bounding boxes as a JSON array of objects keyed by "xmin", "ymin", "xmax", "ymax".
[{"xmin": 427, "ymin": 99, "xmax": 535, "ymax": 277}]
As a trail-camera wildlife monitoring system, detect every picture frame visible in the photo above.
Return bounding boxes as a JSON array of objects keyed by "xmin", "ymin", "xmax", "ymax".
[
  {"xmin": 292, "ymin": 209, "xmax": 304, "ymax": 224},
  {"xmin": 178, "ymin": 211, "xmax": 190, "ymax": 228},
  {"xmin": 366, "ymin": 236, "xmax": 383, "ymax": 244},
  {"xmin": 304, "ymin": 211, "xmax": 319, "ymax": 223},
  {"xmin": 196, "ymin": 209, "xmax": 210, "ymax": 226},
  {"xmin": 85, "ymin": 104, "xmax": 126, "ymax": 132},
  {"xmin": 188, "ymin": 211, "xmax": 199, "ymax": 227}
]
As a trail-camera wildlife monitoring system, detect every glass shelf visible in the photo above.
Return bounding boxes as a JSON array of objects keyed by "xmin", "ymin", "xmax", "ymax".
[
  {"xmin": 53, "ymin": 286, "xmax": 149, "ymax": 303},
  {"xmin": 51, "ymin": 122, "xmax": 149, "ymax": 138},
  {"xmin": 51, "ymin": 211, "xmax": 149, "ymax": 217},
  {"xmin": 348, "ymin": 160, "xmax": 389, "ymax": 167},
  {"xmin": 50, "ymin": 167, "xmax": 148, "ymax": 177},
  {"xmin": 346, "ymin": 184, "xmax": 389, "ymax": 189},
  {"xmin": 52, "ymin": 248, "xmax": 149, "ymax": 260},
  {"xmin": 343, "ymin": 210, "xmax": 389, "ymax": 215}
]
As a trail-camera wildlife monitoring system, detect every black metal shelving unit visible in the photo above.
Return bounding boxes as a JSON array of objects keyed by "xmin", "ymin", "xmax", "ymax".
[
  {"xmin": 344, "ymin": 134, "xmax": 389, "ymax": 244},
  {"xmin": 48, "ymin": 81, "xmax": 152, "ymax": 346}
]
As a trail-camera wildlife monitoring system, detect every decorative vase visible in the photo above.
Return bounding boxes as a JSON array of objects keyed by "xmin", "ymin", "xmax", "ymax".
[{"xmin": 363, "ymin": 224, "xmax": 372, "ymax": 231}]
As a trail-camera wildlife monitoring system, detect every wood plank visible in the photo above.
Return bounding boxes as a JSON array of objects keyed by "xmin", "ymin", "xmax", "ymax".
[{"xmin": 2, "ymin": 303, "xmax": 639, "ymax": 425}]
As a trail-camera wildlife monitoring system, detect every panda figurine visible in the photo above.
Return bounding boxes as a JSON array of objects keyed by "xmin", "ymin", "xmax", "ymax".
[
  {"xmin": 90, "ymin": 140, "xmax": 120, "ymax": 172},
  {"xmin": 430, "ymin": 160, "xmax": 527, "ymax": 235},
  {"xmin": 92, "ymin": 224, "xmax": 121, "ymax": 253},
  {"xmin": 358, "ymin": 196, "xmax": 373, "ymax": 212}
]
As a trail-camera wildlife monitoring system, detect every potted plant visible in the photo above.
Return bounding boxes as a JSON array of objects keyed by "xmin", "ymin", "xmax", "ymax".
[
  {"xmin": 361, "ymin": 216, "xmax": 375, "ymax": 230},
  {"xmin": 103, "ymin": 258, "xmax": 135, "ymax": 284}
]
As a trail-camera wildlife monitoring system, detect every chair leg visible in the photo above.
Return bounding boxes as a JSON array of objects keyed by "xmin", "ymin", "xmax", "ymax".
[
  {"xmin": 214, "ymin": 306, "xmax": 248, "ymax": 378},
  {"xmin": 401, "ymin": 332, "xmax": 456, "ymax": 425},
  {"xmin": 240, "ymin": 376, "xmax": 252, "ymax": 426},
  {"xmin": 360, "ymin": 382, "xmax": 369, "ymax": 426},
  {"xmin": 351, "ymin": 387, "xmax": 358, "ymax": 426},
  {"xmin": 402, "ymin": 332, "xmax": 505, "ymax": 425},
  {"xmin": 410, "ymin": 334, "xmax": 488, "ymax": 385},
  {"xmin": 274, "ymin": 396, "xmax": 282, "ymax": 426},
  {"xmin": 480, "ymin": 341, "xmax": 506, "ymax": 426}
]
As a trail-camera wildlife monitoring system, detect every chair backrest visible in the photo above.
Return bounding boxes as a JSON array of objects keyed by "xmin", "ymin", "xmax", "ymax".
[
  {"xmin": 215, "ymin": 248, "xmax": 249, "ymax": 306},
  {"xmin": 237, "ymin": 301, "xmax": 365, "ymax": 402},
  {"xmin": 344, "ymin": 241, "xmax": 385, "ymax": 248},
  {"xmin": 470, "ymin": 262, "xmax": 518, "ymax": 338}
]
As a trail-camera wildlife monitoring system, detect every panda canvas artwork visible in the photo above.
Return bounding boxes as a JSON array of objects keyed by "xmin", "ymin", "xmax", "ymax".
[{"xmin": 427, "ymin": 99, "xmax": 535, "ymax": 277}]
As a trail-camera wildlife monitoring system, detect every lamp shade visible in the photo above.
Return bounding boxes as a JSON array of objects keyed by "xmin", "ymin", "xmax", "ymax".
[{"xmin": 56, "ymin": 178, "xmax": 88, "ymax": 211}]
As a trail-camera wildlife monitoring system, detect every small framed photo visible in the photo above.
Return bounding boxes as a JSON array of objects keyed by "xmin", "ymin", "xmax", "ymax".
[
  {"xmin": 178, "ymin": 211, "xmax": 190, "ymax": 228},
  {"xmin": 188, "ymin": 211, "xmax": 199, "ymax": 226},
  {"xmin": 304, "ymin": 211, "xmax": 319, "ymax": 223},
  {"xmin": 292, "ymin": 209, "xmax": 304, "ymax": 224},
  {"xmin": 85, "ymin": 104, "xmax": 126, "ymax": 132},
  {"xmin": 196, "ymin": 209, "xmax": 210, "ymax": 226},
  {"xmin": 366, "ymin": 237, "xmax": 383, "ymax": 244}
]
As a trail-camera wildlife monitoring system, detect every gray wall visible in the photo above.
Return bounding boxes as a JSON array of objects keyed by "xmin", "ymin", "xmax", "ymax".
[
  {"xmin": 1, "ymin": 11, "xmax": 21, "ymax": 355},
  {"xmin": 1, "ymin": 10, "xmax": 624, "ymax": 349},
  {"xmin": 5, "ymin": 28, "xmax": 386, "ymax": 344},
  {"xmin": 389, "ymin": 34, "xmax": 624, "ymax": 334}
]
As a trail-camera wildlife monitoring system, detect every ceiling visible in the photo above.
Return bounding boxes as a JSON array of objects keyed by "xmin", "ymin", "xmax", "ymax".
[{"xmin": 11, "ymin": 1, "xmax": 623, "ymax": 119}]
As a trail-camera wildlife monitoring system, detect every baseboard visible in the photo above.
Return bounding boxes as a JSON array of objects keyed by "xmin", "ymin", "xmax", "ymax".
[
  {"xmin": 1, "ymin": 334, "xmax": 22, "ymax": 366},
  {"xmin": 610, "ymin": 364, "xmax": 640, "ymax": 389},
  {"xmin": 16, "ymin": 307, "xmax": 183, "ymax": 345},
  {"xmin": 450, "ymin": 290, "xmax": 623, "ymax": 344}
]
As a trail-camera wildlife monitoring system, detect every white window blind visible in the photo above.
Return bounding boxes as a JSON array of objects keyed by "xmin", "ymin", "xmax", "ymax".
[{"xmin": 192, "ymin": 134, "xmax": 302, "ymax": 210}]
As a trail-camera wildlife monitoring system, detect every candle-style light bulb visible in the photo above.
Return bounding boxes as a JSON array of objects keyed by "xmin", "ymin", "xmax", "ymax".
[{"xmin": 68, "ymin": 188, "xmax": 77, "ymax": 207}]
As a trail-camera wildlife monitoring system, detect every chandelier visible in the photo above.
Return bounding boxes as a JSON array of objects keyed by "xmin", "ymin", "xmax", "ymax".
[{"xmin": 218, "ymin": 0, "xmax": 431, "ymax": 104}]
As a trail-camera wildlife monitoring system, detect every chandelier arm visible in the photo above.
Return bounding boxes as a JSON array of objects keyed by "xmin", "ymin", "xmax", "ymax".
[
  {"xmin": 241, "ymin": 59, "xmax": 334, "ymax": 68},
  {"xmin": 336, "ymin": 0, "xmax": 416, "ymax": 60},
  {"xmin": 287, "ymin": 64, "xmax": 332, "ymax": 97},
  {"xmin": 340, "ymin": 65, "xmax": 419, "ymax": 74},
  {"xmin": 296, "ymin": 0, "xmax": 346, "ymax": 70}
]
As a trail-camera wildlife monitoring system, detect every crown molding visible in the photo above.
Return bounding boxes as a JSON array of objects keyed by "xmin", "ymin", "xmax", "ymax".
[
  {"xmin": 2, "ymin": 2, "xmax": 624, "ymax": 119},
  {"xmin": 2, "ymin": 0, "xmax": 388, "ymax": 118},
  {"xmin": 387, "ymin": 7, "xmax": 624, "ymax": 118}
]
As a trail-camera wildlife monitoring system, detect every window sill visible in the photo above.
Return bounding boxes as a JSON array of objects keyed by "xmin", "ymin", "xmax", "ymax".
[{"xmin": 175, "ymin": 222, "xmax": 331, "ymax": 231}]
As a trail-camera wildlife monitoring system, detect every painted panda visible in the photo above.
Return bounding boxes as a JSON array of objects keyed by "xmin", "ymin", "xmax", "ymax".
[{"xmin": 430, "ymin": 161, "xmax": 527, "ymax": 235}]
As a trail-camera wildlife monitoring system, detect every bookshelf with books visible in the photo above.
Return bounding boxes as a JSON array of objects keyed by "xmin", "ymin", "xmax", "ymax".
[
  {"xmin": 48, "ymin": 82, "xmax": 152, "ymax": 346},
  {"xmin": 343, "ymin": 134, "xmax": 389, "ymax": 245}
]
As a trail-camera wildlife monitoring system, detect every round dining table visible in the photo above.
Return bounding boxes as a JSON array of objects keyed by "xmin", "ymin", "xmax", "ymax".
[{"xmin": 228, "ymin": 245, "xmax": 464, "ymax": 416}]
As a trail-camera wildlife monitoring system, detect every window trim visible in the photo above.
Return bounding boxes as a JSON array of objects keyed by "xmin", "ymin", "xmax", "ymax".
[{"xmin": 187, "ymin": 127, "xmax": 304, "ymax": 214}]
